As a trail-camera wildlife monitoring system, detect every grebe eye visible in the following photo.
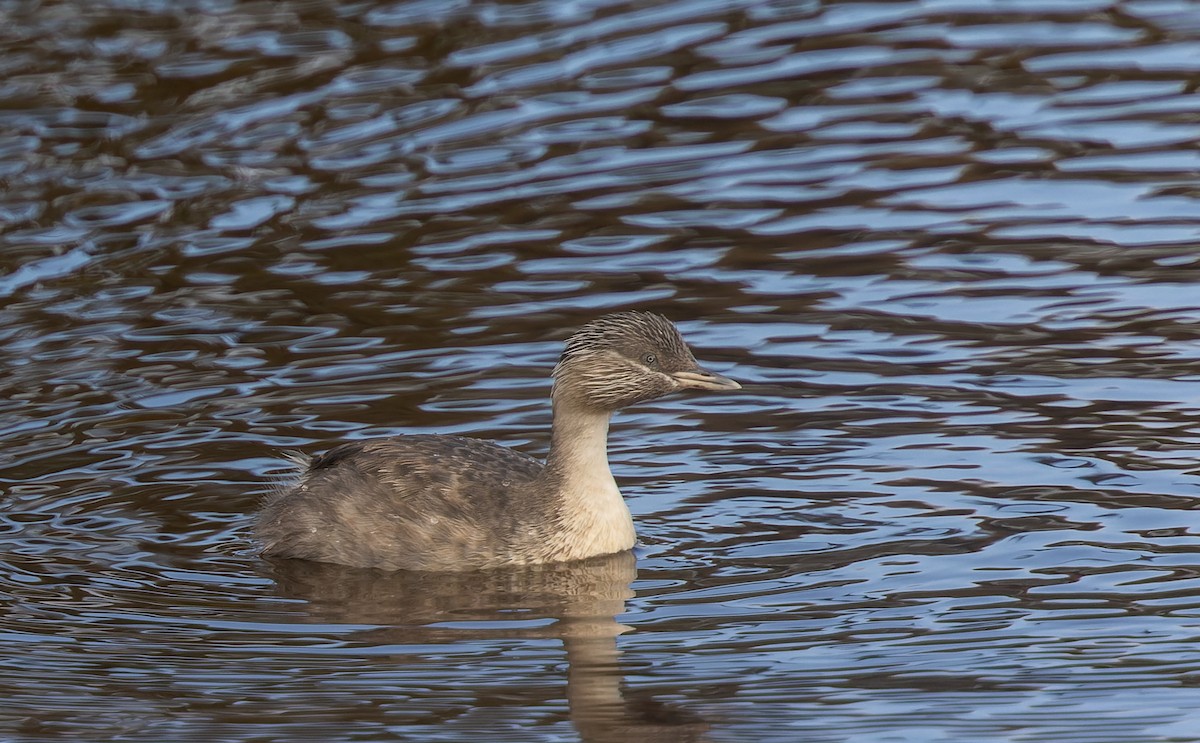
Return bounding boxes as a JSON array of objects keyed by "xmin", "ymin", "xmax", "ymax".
[{"xmin": 643, "ymin": 353, "xmax": 657, "ymax": 366}]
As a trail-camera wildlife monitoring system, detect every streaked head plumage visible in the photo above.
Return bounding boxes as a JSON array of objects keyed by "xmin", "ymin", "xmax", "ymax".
[{"xmin": 552, "ymin": 311, "xmax": 739, "ymax": 410}]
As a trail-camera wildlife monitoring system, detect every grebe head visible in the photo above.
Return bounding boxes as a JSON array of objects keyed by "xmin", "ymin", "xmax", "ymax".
[{"xmin": 551, "ymin": 311, "xmax": 740, "ymax": 411}]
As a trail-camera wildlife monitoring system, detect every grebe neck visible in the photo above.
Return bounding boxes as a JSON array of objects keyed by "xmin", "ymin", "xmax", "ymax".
[{"xmin": 539, "ymin": 400, "xmax": 635, "ymax": 558}]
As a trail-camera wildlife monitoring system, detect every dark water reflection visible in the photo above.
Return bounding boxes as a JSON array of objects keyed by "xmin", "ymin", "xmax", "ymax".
[
  {"xmin": 265, "ymin": 554, "xmax": 707, "ymax": 742},
  {"xmin": 4, "ymin": 0, "xmax": 1200, "ymax": 740}
]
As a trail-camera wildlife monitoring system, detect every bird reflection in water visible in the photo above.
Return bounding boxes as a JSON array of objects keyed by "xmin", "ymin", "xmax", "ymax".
[{"xmin": 264, "ymin": 551, "xmax": 709, "ymax": 742}]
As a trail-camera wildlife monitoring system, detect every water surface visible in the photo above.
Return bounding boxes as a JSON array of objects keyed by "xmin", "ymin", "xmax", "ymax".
[{"xmin": 3, "ymin": 1, "xmax": 1200, "ymax": 741}]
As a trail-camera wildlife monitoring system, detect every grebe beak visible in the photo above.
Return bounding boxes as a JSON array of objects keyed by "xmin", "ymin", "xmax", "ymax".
[{"xmin": 671, "ymin": 367, "xmax": 741, "ymax": 391}]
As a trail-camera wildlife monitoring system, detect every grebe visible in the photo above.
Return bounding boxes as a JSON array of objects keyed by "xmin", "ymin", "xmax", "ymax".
[{"xmin": 256, "ymin": 312, "xmax": 739, "ymax": 571}]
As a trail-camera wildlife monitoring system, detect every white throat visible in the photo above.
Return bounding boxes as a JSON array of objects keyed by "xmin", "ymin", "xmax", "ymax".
[{"xmin": 543, "ymin": 401, "xmax": 636, "ymax": 560}]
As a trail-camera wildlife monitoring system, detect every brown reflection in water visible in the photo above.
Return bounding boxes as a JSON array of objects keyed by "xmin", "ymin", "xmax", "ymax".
[{"xmin": 265, "ymin": 551, "xmax": 708, "ymax": 742}]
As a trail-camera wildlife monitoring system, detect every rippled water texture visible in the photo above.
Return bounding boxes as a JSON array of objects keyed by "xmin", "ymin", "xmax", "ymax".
[{"xmin": 5, "ymin": 0, "xmax": 1200, "ymax": 740}]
